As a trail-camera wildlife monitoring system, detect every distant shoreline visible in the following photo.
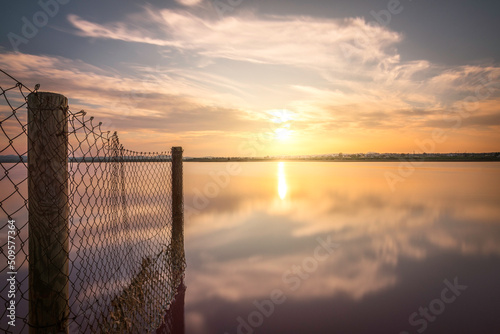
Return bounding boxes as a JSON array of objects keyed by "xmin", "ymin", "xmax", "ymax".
[
  {"xmin": 184, "ymin": 157, "xmax": 500, "ymax": 163},
  {"xmin": 186, "ymin": 152, "xmax": 500, "ymax": 162},
  {"xmin": 1, "ymin": 153, "xmax": 499, "ymax": 163}
]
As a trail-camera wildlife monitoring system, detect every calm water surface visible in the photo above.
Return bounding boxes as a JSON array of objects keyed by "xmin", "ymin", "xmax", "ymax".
[
  {"xmin": 1, "ymin": 162, "xmax": 499, "ymax": 333},
  {"xmin": 183, "ymin": 162, "xmax": 500, "ymax": 334}
]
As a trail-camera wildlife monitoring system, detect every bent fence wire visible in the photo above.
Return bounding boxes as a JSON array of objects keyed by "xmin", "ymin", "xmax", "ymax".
[{"xmin": 1, "ymin": 69, "xmax": 185, "ymax": 333}]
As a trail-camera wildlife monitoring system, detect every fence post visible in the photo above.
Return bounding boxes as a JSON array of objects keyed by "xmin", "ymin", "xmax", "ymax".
[
  {"xmin": 28, "ymin": 92, "xmax": 69, "ymax": 334},
  {"xmin": 171, "ymin": 147, "xmax": 184, "ymax": 283}
]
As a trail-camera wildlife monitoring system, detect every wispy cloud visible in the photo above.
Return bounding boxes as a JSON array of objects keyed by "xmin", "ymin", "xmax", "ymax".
[
  {"xmin": 175, "ymin": 0, "xmax": 204, "ymax": 6},
  {"xmin": 2, "ymin": 5, "xmax": 499, "ymax": 155},
  {"xmin": 68, "ymin": 8, "xmax": 402, "ymax": 71},
  {"xmin": 66, "ymin": 7, "xmax": 500, "ymax": 110},
  {"xmin": 0, "ymin": 52, "xmax": 268, "ymax": 155}
]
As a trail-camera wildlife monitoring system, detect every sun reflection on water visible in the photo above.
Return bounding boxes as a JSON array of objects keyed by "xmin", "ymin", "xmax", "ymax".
[{"xmin": 278, "ymin": 161, "xmax": 287, "ymax": 200}]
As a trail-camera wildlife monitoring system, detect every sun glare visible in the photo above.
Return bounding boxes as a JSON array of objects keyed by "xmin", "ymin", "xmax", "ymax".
[
  {"xmin": 268, "ymin": 109, "xmax": 295, "ymax": 142},
  {"xmin": 275, "ymin": 127, "xmax": 292, "ymax": 141}
]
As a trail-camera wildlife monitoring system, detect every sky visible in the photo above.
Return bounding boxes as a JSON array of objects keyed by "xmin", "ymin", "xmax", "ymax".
[{"xmin": 1, "ymin": 0, "xmax": 499, "ymax": 157}]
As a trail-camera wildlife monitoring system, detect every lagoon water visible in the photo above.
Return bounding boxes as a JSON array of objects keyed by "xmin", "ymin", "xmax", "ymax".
[
  {"xmin": 1, "ymin": 161, "xmax": 500, "ymax": 333},
  {"xmin": 183, "ymin": 162, "xmax": 500, "ymax": 334}
]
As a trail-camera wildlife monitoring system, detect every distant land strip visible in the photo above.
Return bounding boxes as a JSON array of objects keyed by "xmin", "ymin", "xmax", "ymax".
[{"xmin": 1, "ymin": 152, "xmax": 499, "ymax": 163}]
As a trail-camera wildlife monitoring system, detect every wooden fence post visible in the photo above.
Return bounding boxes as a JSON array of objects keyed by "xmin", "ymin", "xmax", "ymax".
[
  {"xmin": 28, "ymin": 92, "xmax": 69, "ymax": 334},
  {"xmin": 171, "ymin": 147, "xmax": 184, "ymax": 283}
]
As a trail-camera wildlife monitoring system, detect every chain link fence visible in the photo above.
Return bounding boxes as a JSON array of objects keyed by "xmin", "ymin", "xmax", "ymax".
[{"xmin": 1, "ymin": 69, "xmax": 185, "ymax": 333}]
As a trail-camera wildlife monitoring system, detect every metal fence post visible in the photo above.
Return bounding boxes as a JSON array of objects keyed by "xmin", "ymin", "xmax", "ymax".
[
  {"xmin": 171, "ymin": 147, "xmax": 184, "ymax": 283},
  {"xmin": 28, "ymin": 92, "xmax": 69, "ymax": 334}
]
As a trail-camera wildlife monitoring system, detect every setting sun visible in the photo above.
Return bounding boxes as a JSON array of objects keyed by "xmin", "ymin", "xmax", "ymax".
[{"xmin": 274, "ymin": 127, "xmax": 292, "ymax": 141}]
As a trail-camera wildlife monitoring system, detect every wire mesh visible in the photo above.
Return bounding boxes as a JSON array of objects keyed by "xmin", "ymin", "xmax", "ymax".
[
  {"xmin": 1, "ymin": 69, "xmax": 31, "ymax": 333},
  {"xmin": 0, "ymin": 69, "xmax": 185, "ymax": 333}
]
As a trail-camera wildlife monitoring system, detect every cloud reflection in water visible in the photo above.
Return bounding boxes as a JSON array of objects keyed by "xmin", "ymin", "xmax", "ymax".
[{"xmin": 183, "ymin": 162, "xmax": 500, "ymax": 334}]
